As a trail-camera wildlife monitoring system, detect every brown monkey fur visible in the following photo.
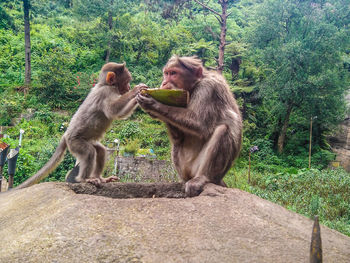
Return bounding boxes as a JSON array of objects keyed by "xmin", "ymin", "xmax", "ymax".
[
  {"xmin": 137, "ymin": 55, "xmax": 242, "ymax": 197},
  {"xmin": 16, "ymin": 62, "xmax": 142, "ymax": 189}
]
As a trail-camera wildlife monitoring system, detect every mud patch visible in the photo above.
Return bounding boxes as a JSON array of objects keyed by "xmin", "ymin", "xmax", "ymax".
[{"xmin": 67, "ymin": 182, "xmax": 186, "ymax": 199}]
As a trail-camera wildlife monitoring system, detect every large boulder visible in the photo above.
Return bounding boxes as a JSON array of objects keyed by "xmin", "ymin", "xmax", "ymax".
[
  {"xmin": 0, "ymin": 182, "xmax": 349, "ymax": 263},
  {"xmin": 329, "ymin": 91, "xmax": 350, "ymax": 171}
]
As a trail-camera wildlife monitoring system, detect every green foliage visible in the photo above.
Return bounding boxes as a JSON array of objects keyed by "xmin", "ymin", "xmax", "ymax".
[
  {"xmin": 0, "ymin": 89, "xmax": 25, "ymax": 125},
  {"xmin": 250, "ymin": 168, "xmax": 350, "ymax": 236},
  {"xmin": 1, "ymin": 115, "xmax": 72, "ymax": 186},
  {"xmin": 246, "ymin": 0, "xmax": 349, "ymax": 152},
  {"xmin": 33, "ymin": 47, "xmax": 78, "ymax": 108},
  {"xmin": 0, "ymin": 4, "xmax": 14, "ymax": 30},
  {"xmin": 123, "ymin": 138, "xmax": 140, "ymax": 156},
  {"xmin": 225, "ymin": 165, "xmax": 350, "ymax": 236},
  {"xmin": 0, "ymin": 29, "xmax": 25, "ymax": 84},
  {"xmin": 118, "ymin": 121, "xmax": 143, "ymax": 142}
]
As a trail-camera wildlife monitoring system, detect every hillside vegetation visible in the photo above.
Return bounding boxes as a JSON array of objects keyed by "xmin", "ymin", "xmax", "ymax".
[{"xmin": 0, "ymin": 0, "xmax": 349, "ymax": 236}]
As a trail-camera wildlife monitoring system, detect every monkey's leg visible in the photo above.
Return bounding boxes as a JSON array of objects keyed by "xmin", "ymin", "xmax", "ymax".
[
  {"xmin": 68, "ymin": 139, "xmax": 96, "ymax": 183},
  {"xmin": 185, "ymin": 124, "xmax": 234, "ymax": 197},
  {"xmin": 87, "ymin": 142, "xmax": 119, "ymax": 186}
]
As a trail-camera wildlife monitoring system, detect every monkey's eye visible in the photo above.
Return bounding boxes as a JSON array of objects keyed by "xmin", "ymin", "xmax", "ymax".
[{"xmin": 170, "ymin": 71, "xmax": 177, "ymax": 76}]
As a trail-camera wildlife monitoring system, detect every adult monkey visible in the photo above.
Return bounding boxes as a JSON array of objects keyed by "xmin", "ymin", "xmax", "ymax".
[
  {"xmin": 16, "ymin": 62, "xmax": 143, "ymax": 189},
  {"xmin": 137, "ymin": 55, "xmax": 242, "ymax": 197}
]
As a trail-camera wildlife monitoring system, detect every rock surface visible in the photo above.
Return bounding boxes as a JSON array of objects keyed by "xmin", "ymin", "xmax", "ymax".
[
  {"xmin": 330, "ymin": 117, "xmax": 350, "ymax": 171},
  {"xmin": 0, "ymin": 182, "xmax": 349, "ymax": 263},
  {"xmin": 330, "ymin": 91, "xmax": 350, "ymax": 171}
]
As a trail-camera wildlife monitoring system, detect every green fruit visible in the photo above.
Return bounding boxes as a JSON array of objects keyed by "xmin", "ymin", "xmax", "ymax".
[{"xmin": 141, "ymin": 89, "xmax": 189, "ymax": 107}]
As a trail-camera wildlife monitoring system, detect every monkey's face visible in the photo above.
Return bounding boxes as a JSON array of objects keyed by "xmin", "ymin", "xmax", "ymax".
[
  {"xmin": 118, "ymin": 70, "xmax": 132, "ymax": 95},
  {"xmin": 118, "ymin": 83, "xmax": 130, "ymax": 95},
  {"xmin": 161, "ymin": 66, "xmax": 191, "ymax": 91}
]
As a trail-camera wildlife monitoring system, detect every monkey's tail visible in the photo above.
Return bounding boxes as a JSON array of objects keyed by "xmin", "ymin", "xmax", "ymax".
[{"xmin": 16, "ymin": 137, "xmax": 68, "ymax": 189}]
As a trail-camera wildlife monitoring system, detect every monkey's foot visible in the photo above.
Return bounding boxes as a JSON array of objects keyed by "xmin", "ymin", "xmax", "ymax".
[
  {"xmin": 185, "ymin": 176, "xmax": 210, "ymax": 197},
  {"xmin": 86, "ymin": 178, "xmax": 103, "ymax": 187},
  {"xmin": 101, "ymin": 176, "xmax": 120, "ymax": 183},
  {"xmin": 86, "ymin": 176, "xmax": 120, "ymax": 187}
]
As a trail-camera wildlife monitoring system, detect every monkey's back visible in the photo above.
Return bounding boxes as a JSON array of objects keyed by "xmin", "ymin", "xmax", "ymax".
[
  {"xmin": 65, "ymin": 85, "xmax": 113, "ymax": 141},
  {"xmin": 191, "ymin": 72, "xmax": 241, "ymax": 131}
]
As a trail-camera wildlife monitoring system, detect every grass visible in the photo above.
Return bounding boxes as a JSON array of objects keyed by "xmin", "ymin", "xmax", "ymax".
[{"xmin": 225, "ymin": 165, "xmax": 350, "ymax": 237}]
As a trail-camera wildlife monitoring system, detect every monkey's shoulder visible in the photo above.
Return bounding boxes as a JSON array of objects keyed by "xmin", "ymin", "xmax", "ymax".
[
  {"xmin": 197, "ymin": 73, "xmax": 229, "ymax": 92},
  {"xmin": 90, "ymin": 84, "xmax": 120, "ymax": 97},
  {"xmin": 84, "ymin": 86, "xmax": 120, "ymax": 106}
]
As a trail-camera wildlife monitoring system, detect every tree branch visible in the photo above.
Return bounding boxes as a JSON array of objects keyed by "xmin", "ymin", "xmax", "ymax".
[
  {"xmin": 193, "ymin": 0, "xmax": 222, "ymax": 18},
  {"xmin": 214, "ymin": 14, "xmax": 223, "ymax": 25}
]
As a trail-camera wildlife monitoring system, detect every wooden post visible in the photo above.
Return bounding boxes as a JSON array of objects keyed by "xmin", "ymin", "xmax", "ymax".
[
  {"xmin": 309, "ymin": 117, "xmax": 313, "ymax": 169},
  {"xmin": 248, "ymin": 151, "xmax": 251, "ymax": 184},
  {"xmin": 8, "ymin": 174, "xmax": 14, "ymax": 189},
  {"xmin": 310, "ymin": 216, "xmax": 322, "ymax": 263}
]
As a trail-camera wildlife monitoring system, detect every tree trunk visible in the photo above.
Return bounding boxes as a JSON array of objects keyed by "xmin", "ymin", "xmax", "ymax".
[
  {"xmin": 193, "ymin": 0, "xmax": 230, "ymax": 75},
  {"xmin": 23, "ymin": 0, "xmax": 31, "ymax": 86},
  {"xmin": 105, "ymin": 0, "xmax": 114, "ymax": 63},
  {"xmin": 277, "ymin": 103, "xmax": 293, "ymax": 153},
  {"xmin": 217, "ymin": 1, "xmax": 228, "ymax": 74}
]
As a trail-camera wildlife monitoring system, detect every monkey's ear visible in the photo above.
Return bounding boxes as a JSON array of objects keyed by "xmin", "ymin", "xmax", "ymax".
[
  {"xmin": 106, "ymin": 71, "xmax": 117, "ymax": 85},
  {"xmin": 120, "ymin": 62, "xmax": 126, "ymax": 72},
  {"xmin": 196, "ymin": 67, "xmax": 203, "ymax": 78}
]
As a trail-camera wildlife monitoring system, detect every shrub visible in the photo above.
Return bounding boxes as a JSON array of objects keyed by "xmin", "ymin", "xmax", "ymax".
[
  {"xmin": 123, "ymin": 138, "xmax": 140, "ymax": 156},
  {"xmin": 118, "ymin": 122, "xmax": 143, "ymax": 142}
]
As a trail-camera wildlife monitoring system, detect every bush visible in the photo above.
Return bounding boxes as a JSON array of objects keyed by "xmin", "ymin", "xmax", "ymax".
[
  {"xmin": 123, "ymin": 138, "xmax": 140, "ymax": 156},
  {"xmin": 118, "ymin": 121, "xmax": 143, "ymax": 142},
  {"xmin": 0, "ymin": 92, "xmax": 24, "ymax": 125},
  {"xmin": 33, "ymin": 47, "xmax": 85, "ymax": 109}
]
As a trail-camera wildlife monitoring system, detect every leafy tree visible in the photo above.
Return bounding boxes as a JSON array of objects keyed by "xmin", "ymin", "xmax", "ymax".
[
  {"xmin": 248, "ymin": 0, "xmax": 350, "ymax": 153},
  {"xmin": 192, "ymin": 0, "xmax": 239, "ymax": 73}
]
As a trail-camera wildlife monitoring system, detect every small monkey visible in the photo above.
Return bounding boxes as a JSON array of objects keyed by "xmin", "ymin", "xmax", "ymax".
[
  {"xmin": 16, "ymin": 62, "xmax": 143, "ymax": 189},
  {"xmin": 137, "ymin": 55, "xmax": 242, "ymax": 197}
]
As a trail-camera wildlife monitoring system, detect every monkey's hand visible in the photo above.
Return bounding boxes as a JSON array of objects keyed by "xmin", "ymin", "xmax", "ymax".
[
  {"xmin": 136, "ymin": 92, "xmax": 160, "ymax": 112},
  {"xmin": 185, "ymin": 176, "xmax": 210, "ymax": 197},
  {"xmin": 133, "ymin": 83, "xmax": 149, "ymax": 95}
]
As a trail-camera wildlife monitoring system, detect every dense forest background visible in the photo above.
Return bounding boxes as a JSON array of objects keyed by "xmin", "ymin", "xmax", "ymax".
[{"xmin": 0, "ymin": 0, "xmax": 349, "ymax": 235}]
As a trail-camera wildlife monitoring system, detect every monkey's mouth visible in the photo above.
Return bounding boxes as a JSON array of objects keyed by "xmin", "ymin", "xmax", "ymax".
[
  {"xmin": 68, "ymin": 182, "xmax": 186, "ymax": 199},
  {"xmin": 161, "ymin": 83, "xmax": 177, "ymax": 90}
]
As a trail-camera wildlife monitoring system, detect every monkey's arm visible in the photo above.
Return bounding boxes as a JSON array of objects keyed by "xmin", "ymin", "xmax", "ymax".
[
  {"xmin": 104, "ymin": 91, "xmax": 137, "ymax": 119},
  {"xmin": 113, "ymin": 94, "xmax": 138, "ymax": 119},
  {"xmin": 137, "ymin": 91, "xmax": 213, "ymax": 139},
  {"xmin": 105, "ymin": 84, "xmax": 147, "ymax": 119},
  {"xmin": 166, "ymin": 123, "xmax": 184, "ymax": 144}
]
